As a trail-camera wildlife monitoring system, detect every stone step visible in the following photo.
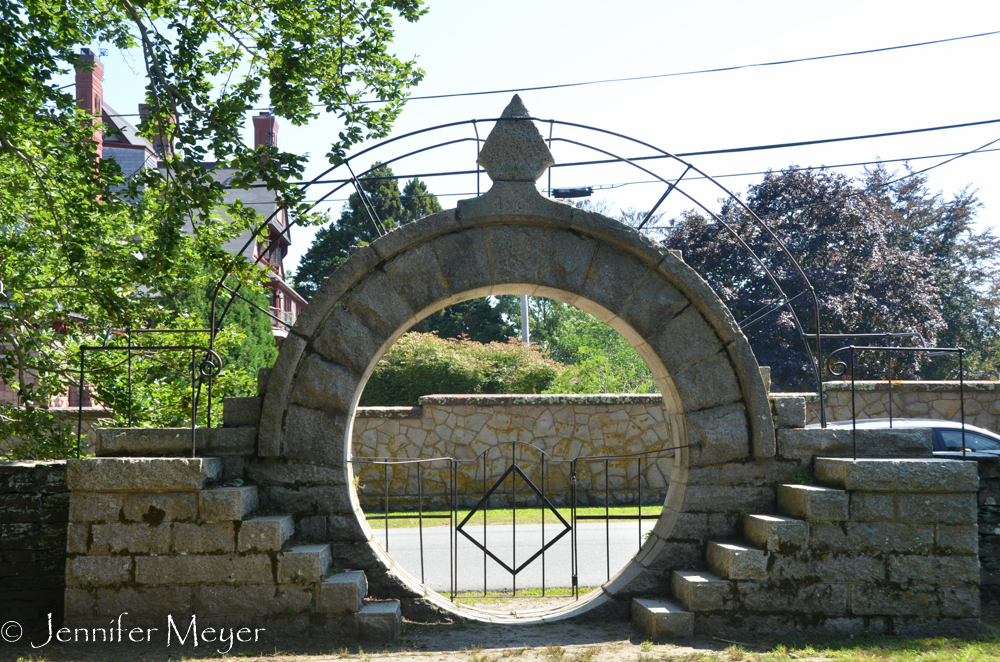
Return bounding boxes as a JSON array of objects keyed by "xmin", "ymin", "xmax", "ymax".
[
  {"xmin": 671, "ymin": 570, "xmax": 733, "ymax": 612},
  {"xmin": 66, "ymin": 457, "xmax": 222, "ymax": 492},
  {"xmin": 319, "ymin": 570, "xmax": 368, "ymax": 613},
  {"xmin": 237, "ymin": 514, "xmax": 295, "ymax": 552},
  {"xmin": 706, "ymin": 542, "xmax": 768, "ymax": 580},
  {"xmin": 815, "ymin": 457, "xmax": 979, "ymax": 493},
  {"xmin": 743, "ymin": 514, "xmax": 808, "ymax": 552},
  {"xmin": 96, "ymin": 427, "xmax": 255, "ymax": 457},
  {"xmin": 777, "ymin": 484, "xmax": 848, "ymax": 521},
  {"xmin": 631, "ymin": 598, "xmax": 693, "ymax": 638},
  {"xmin": 199, "ymin": 485, "xmax": 258, "ymax": 521},
  {"xmin": 357, "ymin": 600, "xmax": 402, "ymax": 640},
  {"xmin": 278, "ymin": 544, "xmax": 332, "ymax": 583}
]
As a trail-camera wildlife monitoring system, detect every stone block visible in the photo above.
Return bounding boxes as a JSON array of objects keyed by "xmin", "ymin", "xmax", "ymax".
[
  {"xmin": 277, "ymin": 544, "xmax": 332, "ymax": 583},
  {"xmin": 66, "ymin": 556, "xmax": 131, "ymax": 587},
  {"xmin": 684, "ymin": 402, "xmax": 751, "ymax": 466},
  {"xmin": 772, "ymin": 396, "xmax": 806, "ymax": 429},
  {"xmin": 205, "ymin": 427, "xmax": 256, "ymax": 456},
  {"xmin": 646, "ymin": 305, "xmax": 722, "ymax": 375},
  {"xmin": 237, "ymin": 515, "xmax": 294, "ymax": 552},
  {"xmin": 135, "ymin": 554, "xmax": 273, "ymax": 585},
  {"xmin": 288, "ymin": 354, "xmax": 361, "ymax": 416},
  {"xmin": 281, "ymin": 405, "xmax": 348, "ymax": 466},
  {"xmin": 768, "ymin": 553, "xmax": 885, "ymax": 583},
  {"xmin": 617, "ymin": 271, "xmax": 688, "ymax": 339},
  {"xmin": 66, "ymin": 522, "xmax": 88, "ymax": 554},
  {"xmin": 430, "ymin": 229, "xmax": 493, "ymax": 296},
  {"xmin": 223, "ymin": 397, "xmax": 262, "ymax": 427},
  {"xmin": 738, "ymin": 582, "xmax": 848, "ymax": 615},
  {"xmin": 193, "ymin": 584, "xmax": 313, "ymax": 616},
  {"xmin": 89, "ymin": 522, "xmax": 170, "ymax": 555},
  {"xmin": 743, "ymin": 514, "xmax": 808, "ymax": 552},
  {"xmin": 850, "ymin": 583, "xmax": 938, "ymax": 617},
  {"xmin": 356, "ymin": 600, "xmax": 401, "ymax": 640},
  {"xmin": 671, "ymin": 351, "xmax": 743, "ymax": 414},
  {"xmin": 65, "ymin": 457, "xmax": 221, "ymax": 492},
  {"xmin": 343, "ymin": 269, "xmax": 415, "ymax": 342},
  {"xmin": 69, "ymin": 492, "xmax": 123, "ymax": 523},
  {"xmin": 536, "ymin": 228, "xmax": 600, "ymax": 297},
  {"xmin": 706, "ymin": 542, "xmax": 768, "ymax": 581},
  {"xmin": 172, "ymin": 522, "xmax": 236, "ymax": 553},
  {"xmin": 370, "ymin": 209, "xmax": 460, "ymax": 262},
  {"xmin": 247, "ymin": 460, "xmax": 346, "ymax": 489},
  {"xmin": 631, "ymin": 598, "xmax": 693, "ymax": 638},
  {"xmin": 939, "ymin": 587, "xmax": 981, "ymax": 618},
  {"xmin": 198, "ymin": 486, "xmax": 258, "ymax": 521},
  {"xmin": 777, "ymin": 484, "xmax": 848, "ymax": 521},
  {"xmin": 258, "ymin": 334, "xmax": 306, "ymax": 457},
  {"xmin": 263, "ymin": 486, "xmax": 352, "ymax": 516},
  {"xmin": 811, "ymin": 522, "xmax": 933, "ymax": 554},
  {"xmin": 815, "ymin": 457, "xmax": 978, "ymax": 493},
  {"xmin": 670, "ymin": 571, "xmax": 733, "ymax": 612},
  {"xmin": 936, "ymin": 524, "xmax": 978, "ymax": 555},
  {"xmin": 577, "ymin": 244, "xmax": 652, "ymax": 318},
  {"xmin": 313, "ymin": 306, "xmax": 381, "ymax": 375},
  {"xmin": 680, "ymin": 485, "xmax": 774, "ymax": 514},
  {"xmin": 318, "ymin": 571, "xmax": 367, "ymax": 613},
  {"xmin": 896, "ymin": 493, "xmax": 977, "ymax": 524},
  {"xmin": 122, "ymin": 492, "xmax": 197, "ymax": 523},
  {"xmin": 777, "ymin": 428, "xmax": 933, "ymax": 460},
  {"xmin": 888, "ymin": 555, "xmax": 979, "ymax": 587},
  {"xmin": 850, "ymin": 492, "xmax": 895, "ymax": 522},
  {"xmin": 483, "ymin": 224, "xmax": 546, "ymax": 292},
  {"xmin": 92, "ymin": 586, "xmax": 193, "ymax": 618}
]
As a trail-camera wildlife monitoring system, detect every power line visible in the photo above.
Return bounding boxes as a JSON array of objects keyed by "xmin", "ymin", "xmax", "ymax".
[
  {"xmin": 279, "ymin": 145, "xmax": 1000, "ymax": 206},
  {"xmin": 97, "ymin": 29, "xmax": 1000, "ymax": 117},
  {"xmin": 389, "ymin": 29, "xmax": 1000, "ymax": 103}
]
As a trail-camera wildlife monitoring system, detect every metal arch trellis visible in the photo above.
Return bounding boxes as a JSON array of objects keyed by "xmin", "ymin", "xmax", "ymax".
[
  {"xmin": 66, "ymin": 112, "xmax": 832, "ymax": 455},
  {"xmin": 204, "ymin": 114, "xmax": 828, "ymax": 421}
]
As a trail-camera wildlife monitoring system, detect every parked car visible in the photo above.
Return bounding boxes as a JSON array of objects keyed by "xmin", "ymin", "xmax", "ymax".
[{"xmin": 805, "ymin": 418, "xmax": 1000, "ymax": 455}]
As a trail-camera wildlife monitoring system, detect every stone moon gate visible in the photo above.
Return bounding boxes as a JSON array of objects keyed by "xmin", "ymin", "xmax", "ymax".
[{"xmin": 256, "ymin": 96, "xmax": 774, "ymax": 620}]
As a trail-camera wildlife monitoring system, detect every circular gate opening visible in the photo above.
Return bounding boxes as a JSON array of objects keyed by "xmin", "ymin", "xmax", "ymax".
[{"xmin": 350, "ymin": 295, "xmax": 675, "ymax": 614}]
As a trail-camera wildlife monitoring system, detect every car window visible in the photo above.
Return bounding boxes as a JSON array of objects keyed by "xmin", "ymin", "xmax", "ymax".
[{"xmin": 937, "ymin": 429, "xmax": 1000, "ymax": 451}]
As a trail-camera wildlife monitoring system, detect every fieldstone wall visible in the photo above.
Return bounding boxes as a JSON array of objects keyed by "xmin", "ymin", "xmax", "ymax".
[
  {"xmin": 800, "ymin": 381, "xmax": 1000, "ymax": 432},
  {"xmin": 956, "ymin": 453, "xmax": 1000, "ymax": 604},
  {"xmin": 0, "ymin": 461, "xmax": 69, "ymax": 632},
  {"xmin": 352, "ymin": 394, "xmax": 672, "ymax": 509}
]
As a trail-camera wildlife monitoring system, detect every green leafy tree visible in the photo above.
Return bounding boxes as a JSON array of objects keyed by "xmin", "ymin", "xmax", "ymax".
[
  {"xmin": 0, "ymin": 0, "xmax": 428, "ymax": 454},
  {"xmin": 293, "ymin": 164, "xmax": 441, "ymax": 296},
  {"xmin": 411, "ymin": 298, "xmax": 516, "ymax": 343}
]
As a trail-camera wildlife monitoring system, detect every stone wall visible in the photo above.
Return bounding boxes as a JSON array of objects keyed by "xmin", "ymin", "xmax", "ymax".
[
  {"xmin": 352, "ymin": 394, "xmax": 673, "ymax": 509},
  {"xmin": 960, "ymin": 453, "xmax": 1000, "ymax": 604},
  {"xmin": 801, "ymin": 381, "xmax": 1000, "ymax": 432},
  {"xmin": 0, "ymin": 461, "xmax": 69, "ymax": 632}
]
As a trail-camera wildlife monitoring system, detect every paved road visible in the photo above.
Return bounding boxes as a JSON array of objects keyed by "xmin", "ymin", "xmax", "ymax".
[{"xmin": 372, "ymin": 521, "xmax": 655, "ymax": 592}]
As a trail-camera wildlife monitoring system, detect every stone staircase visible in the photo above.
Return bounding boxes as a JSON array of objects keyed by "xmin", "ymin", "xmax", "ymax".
[
  {"xmin": 634, "ymin": 456, "xmax": 981, "ymax": 638},
  {"xmin": 65, "ymin": 399, "xmax": 402, "ymax": 640}
]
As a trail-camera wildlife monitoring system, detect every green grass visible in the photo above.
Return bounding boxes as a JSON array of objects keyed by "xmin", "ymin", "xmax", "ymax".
[
  {"xmin": 359, "ymin": 505, "xmax": 662, "ymax": 528},
  {"xmin": 450, "ymin": 586, "xmax": 598, "ymax": 605}
]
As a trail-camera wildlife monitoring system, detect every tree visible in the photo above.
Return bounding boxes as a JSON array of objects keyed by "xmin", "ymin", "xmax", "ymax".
[
  {"xmin": 662, "ymin": 167, "xmax": 950, "ymax": 389},
  {"xmin": 293, "ymin": 164, "xmax": 441, "ymax": 297},
  {"xmin": 411, "ymin": 298, "xmax": 516, "ymax": 343},
  {"xmin": 0, "ymin": 0, "xmax": 428, "ymax": 453}
]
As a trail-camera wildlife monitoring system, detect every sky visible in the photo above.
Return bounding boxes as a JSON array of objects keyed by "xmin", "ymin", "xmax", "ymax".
[{"xmin": 87, "ymin": 0, "xmax": 1000, "ymax": 277}]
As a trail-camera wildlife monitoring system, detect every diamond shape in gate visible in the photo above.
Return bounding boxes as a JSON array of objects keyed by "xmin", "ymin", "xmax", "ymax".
[{"xmin": 456, "ymin": 463, "xmax": 572, "ymax": 575}]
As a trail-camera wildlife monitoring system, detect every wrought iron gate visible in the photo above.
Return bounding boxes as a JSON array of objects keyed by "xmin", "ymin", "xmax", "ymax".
[{"xmin": 352, "ymin": 441, "xmax": 673, "ymax": 603}]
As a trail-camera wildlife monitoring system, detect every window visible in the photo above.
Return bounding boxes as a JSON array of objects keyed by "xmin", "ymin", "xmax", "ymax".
[{"xmin": 937, "ymin": 429, "xmax": 1000, "ymax": 452}]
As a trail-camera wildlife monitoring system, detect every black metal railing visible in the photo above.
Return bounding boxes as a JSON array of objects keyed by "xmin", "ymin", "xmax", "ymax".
[{"xmin": 825, "ymin": 343, "xmax": 966, "ymax": 460}]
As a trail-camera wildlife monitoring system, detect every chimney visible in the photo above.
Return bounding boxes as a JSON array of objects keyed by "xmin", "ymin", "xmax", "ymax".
[
  {"xmin": 252, "ymin": 111, "xmax": 278, "ymax": 149},
  {"xmin": 138, "ymin": 103, "xmax": 174, "ymax": 157},
  {"xmin": 75, "ymin": 48, "xmax": 104, "ymax": 158}
]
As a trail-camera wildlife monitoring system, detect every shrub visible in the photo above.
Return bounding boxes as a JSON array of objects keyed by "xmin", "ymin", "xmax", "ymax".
[{"xmin": 361, "ymin": 332, "xmax": 563, "ymax": 406}]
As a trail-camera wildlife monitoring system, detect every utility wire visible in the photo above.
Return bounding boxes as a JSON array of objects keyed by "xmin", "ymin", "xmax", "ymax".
[{"xmin": 96, "ymin": 29, "xmax": 1000, "ymax": 117}]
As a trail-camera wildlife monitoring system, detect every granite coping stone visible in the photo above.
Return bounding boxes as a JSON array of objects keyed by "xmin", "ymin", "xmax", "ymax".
[
  {"xmin": 66, "ymin": 457, "xmax": 222, "ymax": 492},
  {"xmin": 815, "ymin": 457, "xmax": 979, "ymax": 493}
]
